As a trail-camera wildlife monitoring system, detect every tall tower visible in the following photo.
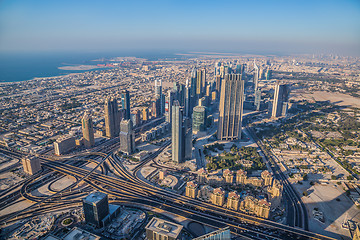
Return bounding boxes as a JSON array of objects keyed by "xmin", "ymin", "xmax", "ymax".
[
  {"xmin": 165, "ymin": 90, "xmax": 176, "ymax": 123},
  {"xmin": 104, "ymin": 97, "xmax": 120, "ymax": 138},
  {"xmin": 218, "ymin": 74, "xmax": 245, "ymax": 141},
  {"xmin": 184, "ymin": 79, "xmax": 192, "ymax": 118},
  {"xmin": 155, "ymin": 79, "xmax": 163, "ymax": 115},
  {"xmin": 82, "ymin": 192, "xmax": 109, "ymax": 228},
  {"xmin": 119, "ymin": 119, "xmax": 135, "ymax": 154},
  {"xmin": 121, "ymin": 90, "xmax": 131, "ymax": 120},
  {"xmin": 196, "ymin": 69, "xmax": 206, "ymax": 98},
  {"xmin": 253, "ymin": 60, "xmax": 259, "ymax": 90},
  {"xmin": 82, "ymin": 112, "xmax": 95, "ymax": 148},
  {"xmin": 272, "ymin": 81, "xmax": 289, "ymax": 118},
  {"xmin": 172, "ymin": 101, "xmax": 184, "ymax": 163}
]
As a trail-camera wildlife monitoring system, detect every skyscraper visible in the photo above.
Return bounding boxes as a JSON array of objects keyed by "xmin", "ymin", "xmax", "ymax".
[
  {"xmin": 22, "ymin": 156, "xmax": 41, "ymax": 175},
  {"xmin": 165, "ymin": 90, "xmax": 176, "ymax": 123},
  {"xmin": 196, "ymin": 68, "xmax": 206, "ymax": 98},
  {"xmin": 104, "ymin": 97, "xmax": 120, "ymax": 138},
  {"xmin": 218, "ymin": 74, "xmax": 245, "ymax": 141},
  {"xmin": 82, "ymin": 112, "xmax": 95, "ymax": 148},
  {"xmin": 253, "ymin": 60, "xmax": 259, "ymax": 90},
  {"xmin": 172, "ymin": 101, "xmax": 183, "ymax": 163},
  {"xmin": 272, "ymin": 81, "xmax": 290, "ymax": 118},
  {"xmin": 254, "ymin": 89, "xmax": 262, "ymax": 111},
  {"xmin": 155, "ymin": 79, "xmax": 162, "ymax": 99},
  {"xmin": 192, "ymin": 105, "xmax": 206, "ymax": 133},
  {"xmin": 83, "ymin": 192, "xmax": 109, "ymax": 228},
  {"xmin": 121, "ymin": 90, "xmax": 131, "ymax": 120},
  {"xmin": 119, "ymin": 119, "xmax": 135, "ymax": 154},
  {"xmin": 184, "ymin": 79, "xmax": 192, "ymax": 118}
]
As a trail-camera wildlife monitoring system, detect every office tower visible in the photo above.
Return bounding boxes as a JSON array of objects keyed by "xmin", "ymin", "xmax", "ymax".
[
  {"xmin": 253, "ymin": 61, "xmax": 259, "ymax": 90},
  {"xmin": 217, "ymin": 74, "xmax": 245, "ymax": 141},
  {"xmin": 54, "ymin": 135, "xmax": 76, "ymax": 155},
  {"xmin": 254, "ymin": 89, "xmax": 262, "ymax": 111},
  {"xmin": 184, "ymin": 80, "xmax": 192, "ymax": 118},
  {"xmin": 196, "ymin": 69, "xmax": 206, "ymax": 97},
  {"xmin": 185, "ymin": 181, "xmax": 198, "ymax": 198},
  {"xmin": 178, "ymin": 83, "xmax": 186, "ymax": 106},
  {"xmin": 165, "ymin": 90, "xmax": 176, "ymax": 123},
  {"xmin": 172, "ymin": 101, "xmax": 183, "ymax": 163},
  {"xmin": 192, "ymin": 105, "xmax": 206, "ymax": 133},
  {"xmin": 142, "ymin": 107, "xmax": 149, "ymax": 121},
  {"xmin": 266, "ymin": 69, "xmax": 272, "ymax": 80},
  {"xmin": 183, "ymin": 117, "xmax": 193, "ymax": 160},
  {"xmin": 205, "ymin": 83, "xmax": 211, "ymax": 97},
  {"xmin": 145, "ymin": 217, "xmax": 183, "ymax": 240},
  {"xmin": 22, "ymin": 156, "xmax": 41, "ymax": 175},
  {"xmin": 119, "ymin": 119, "xmax": 135, "ymax": 154},
  {"xmin": 121, "ymin": 90, "xmax": 131, "ymax": 120},
  {"xmin": 155, "ymin": 79, "xmax": 162, "ymax": 99},
  {"xmin": 272, "ymin": 81, "xmax": 290, "ymax": 118},
  {"xmin": 152, "ymin": 99, "xmax": 160, "ymax": 118},
  {"xmin": 104, "ymin": 97, "xmax": 120, "ymax": 138},
  {"xmin": 82, "ymin": 112, "xmax": 95, "ymax": 148},
  {"xmin": 215, "ymin": 75, "xmax": 222, "ymax": 93},
  {"xmin": 190, "ymin": 67, "xmax": 197, "ymax": 97},
  {"xmin": 82, "ymin": 192, "xmax": 109, "ymax": 228}
]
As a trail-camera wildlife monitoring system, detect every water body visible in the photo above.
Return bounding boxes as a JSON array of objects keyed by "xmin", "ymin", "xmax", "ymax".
[{"xmin": 0, "ymin": 51, "xmax": 181, "ymax": 83}]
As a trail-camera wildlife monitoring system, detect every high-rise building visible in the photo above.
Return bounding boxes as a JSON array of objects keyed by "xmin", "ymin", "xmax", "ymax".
[
  {"xmin": 261, "ymin": 170, "xmax": 273, "ymax": 186},
  {"xmin": 165, "ymin": 90, "xmax": 176, "ymax": 123},
  {"xmin": 183, "ymin": 117, "xmax": 193, "ymax": 160},
  {"xmin": 254, "ymin": 89, "xmax": 262, "ymax": 111},
  {"xmin": 253, "ymin": 60, "xmax": 260, "ymax": 90},
  {"xmin": 145, "ymin": 217, "xmax": 183, "ymax": 240},
  {"xmin": 82, "ymin": 112, "xmax": 95, "ymax": 148},
  {"xmin": 104, "ymin": 97, "xmax": 120, "ymax": 138},
  {"xmin": 151, "ymin": 99, "xmax": 160, "ymax": 118},
  {"xmin": 54, "ymin": 135, "xmax": 76, "ymax": 155},
  {"xmin": 192, "ymin": 105, "xmax": 206, "ymax": 133},
  {"xmin": 184, "ymin": 81, "xmax": 192, "ymax": 118},
  {"xmin": 217, "ymin": 74, "xmax": 245, "ymax": 141},
  {"xmin": 171, "ymin": 101, "xmax": 183, "ymax": 163},
  {"xmin": 22, "ymin": 156, "xmax": 41, "ymax": 175},
  {"xmin": 272, "ymin": 81, "xmax": 290, "ymax": 118},
  {"xmin": 82, "ymin": 192, "xmax": 109, "ymax": 228},
  {"xmin": 142, "ymin": 107, "xmax": 149, "ymax": 121},
  {"xmin": 119, "ymin": 119, "xmax": 135, "ymax": 154},
  {"xmin": 155, "ymin": 79, "xmax": 162, "ymax": 99},
  {"xmin": 121, "ymin": 90, "xmax": 131, "ymax": 120},
  {"xmin": 196, "ymin": 69, "xmax": 206, "ymax": 98}
]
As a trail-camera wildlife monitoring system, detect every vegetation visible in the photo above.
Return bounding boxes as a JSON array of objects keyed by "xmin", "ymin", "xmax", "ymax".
[{"xmin": 205, "ymin": 146, "xmax": 265, "ymax": 171}]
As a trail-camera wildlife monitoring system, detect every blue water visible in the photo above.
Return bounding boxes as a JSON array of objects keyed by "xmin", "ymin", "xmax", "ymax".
[{"xmin": 0, "ymin": 51, "xmax": 182, "ymax": 83}]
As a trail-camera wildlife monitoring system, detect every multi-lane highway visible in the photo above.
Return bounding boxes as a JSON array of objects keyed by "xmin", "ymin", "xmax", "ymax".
[{"xmin": 0, "ymin": 139, "xmax": 333, "ymax": 239}]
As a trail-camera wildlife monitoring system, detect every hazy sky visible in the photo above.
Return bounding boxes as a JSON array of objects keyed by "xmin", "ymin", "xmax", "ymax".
[{"xmin": 0, "ymin": 0, "xmax": 359, "ymax": 55}]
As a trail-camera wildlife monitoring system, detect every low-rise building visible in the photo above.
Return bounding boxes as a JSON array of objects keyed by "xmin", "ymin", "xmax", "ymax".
[
  {"xmin": 145, "ymin": 217, "xmax": 183, "ymax": 240},
  {"xmin": 211, "ymin": 187, "xmax": 225, "ymax": 206},
  {"xmin": 185, "ymin": 181, "xmax": 198, "ymax": 199}
]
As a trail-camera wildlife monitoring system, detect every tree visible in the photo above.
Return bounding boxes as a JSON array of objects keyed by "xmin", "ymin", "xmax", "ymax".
[
  {"xmin": 303, "ymin": 191, "xmax": 308, "ymax": 197},
  {"xmin": 347, "ymin": 175, "xmax": 354, "ymax": 180},
  {"xmin": 331, "ymin": 175, "xmax": 337, "ymax": 180}
]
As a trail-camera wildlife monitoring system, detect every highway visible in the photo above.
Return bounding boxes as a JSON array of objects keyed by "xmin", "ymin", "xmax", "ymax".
[{"xmin": 0, "ymin": 139, "xmax": 333, "ymax": 239}]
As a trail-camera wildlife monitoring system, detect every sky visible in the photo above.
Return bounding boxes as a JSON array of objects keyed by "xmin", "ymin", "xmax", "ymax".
[{"xmin": 0, "ymin": 0, "xmax": 359, "ymax": 55}]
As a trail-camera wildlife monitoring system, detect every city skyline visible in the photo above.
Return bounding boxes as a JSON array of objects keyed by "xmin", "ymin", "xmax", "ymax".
[{"xmin": 0, "ymin": 0, "xmax": 359, "ymax": 55}]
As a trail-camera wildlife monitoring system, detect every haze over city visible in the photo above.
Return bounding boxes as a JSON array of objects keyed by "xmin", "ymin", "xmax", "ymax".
[{"xmin": 0, "ymin": 1, "xmax": 360, "ymax": 240}]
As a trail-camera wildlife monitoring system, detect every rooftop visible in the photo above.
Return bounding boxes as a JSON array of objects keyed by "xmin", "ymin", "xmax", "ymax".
[
  {"xmin": 83, "ymin": 191, "xmax": 107, "ymax": 204},
  {"xmin": 145, "ymin": 217, "xmax": 183, "ymax": 238}
]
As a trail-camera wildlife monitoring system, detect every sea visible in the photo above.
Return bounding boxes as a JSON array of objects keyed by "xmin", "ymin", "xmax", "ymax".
[{"xmin": 0, "ymin": 51, "xmax": 183, "ymax": 83}]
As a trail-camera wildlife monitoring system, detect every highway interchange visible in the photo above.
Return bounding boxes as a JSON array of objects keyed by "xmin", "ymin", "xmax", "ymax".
[{"xmin": 0, "ymin": 132, "xmax": 337, "ymax": 240}]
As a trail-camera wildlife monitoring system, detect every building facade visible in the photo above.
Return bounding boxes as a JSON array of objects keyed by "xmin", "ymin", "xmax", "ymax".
[
  {"xmin": 119, "ymin": 119, "xmax": 135, "ymax": 154},
  {"xmin": 218, "ymin": 74, "xmax": 245, "ymax": 141},
  {"xmin": 82, "ymin": 112, "xmax": 95, "ymax": 148},
  {"xmin": 22, "ymin": 156, "xmax": 41, "ymax": 175}
]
